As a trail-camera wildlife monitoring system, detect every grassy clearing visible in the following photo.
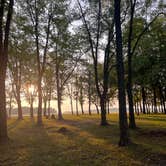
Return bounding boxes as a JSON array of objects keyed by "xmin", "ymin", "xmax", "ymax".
[{"xmin": 0, "ymin": 114, "xmax": 165, "ymax": 166}]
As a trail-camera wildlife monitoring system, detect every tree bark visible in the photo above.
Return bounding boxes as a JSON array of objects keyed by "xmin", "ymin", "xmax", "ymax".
[
  {"xmin": 100, "ymin": 96, "xmax": 107, "ymax": 125},
  {"xmin": 37, "ymin": 76, "xmax": 43, "ymax": 125},
  {"xmin": 17, "ymin": 93, "xmax": 23, "ymax": 120},
  {"xmin": 141, "ymin": 87, "xmax": 146, "ymax": 114},
  {"xmin": 114, "ymin": 0, "xmax": 129, "ymax": 146},
  {"xmin": 76, "ymin": 95, "xmax": 79, "ymax": 116},
  {"xmin": 43, "ymin": 98, "xmax": 47, "ymax": 117},
  {"xmin": 70, "ymin": 95, "xmax": 74, "ymax": 115},
  {"xmin": 153, "ymin": 87, "xmax": 157, "ymax": 113},
  {"xmin": 30, "ymin": 98, "xmax": 33, "ymax": 118},
  {"xmin": 80, "ymin": 103, "xmax": 84, "ymax": 115},
  {"xmin": 0, "ymin": 0, "xmax": 14, "ymax": 142},
  {"xmin": 127, "ymin": 0, "xmax": 136, "ymax": 129},
  {"xmin": 94, "ymin": 103, "xmax": 99, "ymax": 114}
]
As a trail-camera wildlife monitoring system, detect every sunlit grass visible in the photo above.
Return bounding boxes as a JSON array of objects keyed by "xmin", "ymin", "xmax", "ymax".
[{"xmin": 0, "ymin": 114, "xmax": 165, "ymax": 165}]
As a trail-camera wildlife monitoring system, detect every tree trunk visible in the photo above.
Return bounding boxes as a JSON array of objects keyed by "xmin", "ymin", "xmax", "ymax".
[
  {"xmin": 114, "ymin": 0, "xmax": 129, "ymax": 146},
  {"xmin": 0, "ymin": 0, "xmax": 14, "ymax": 142},
  {"xmin": 94, "ymin": 103, "xmax": 99, "ymax": 114},
  {"xmin": 8, "ymin": 96, "xmax": 12, "ymax": 118},
  {"xmin": 88, "ymin": 94, "xmax": 91, "ymax": 115},
  {"xmin": 16, "ymin": 88, "xmax": 23, "ymax": 120},
  {"xmin": 30, "ymin": 99, "xmax": 33, "ymax": 118},
  {"xmin": 88, "ymin": 70, "xmax": 91, "ymax": 115},
  {"xmin": 127, "ymin": 84, "xmax": 136, "ymax": 128},
  {"xmin": 142, "ymin": 87, "xmax": 146, "ymax": 114},
  {"xmin": 37, "ymin": 76, "xmax": 43, "ymax": 125},
  {"xmin": 70, "ymin": 95, "xmax": 74, "ymax": 115},
  {"xmin": 100, "ymin": 97, "xmax": 107, "ymax": 125},
  {"xmin": 139, "ymin": 101, "xmax": 142, "ymax": 113},
  {"xmin": 107, "ymin": 100, "xmax": 110, "ymax": 114},
  {"xmin": 76, "ymin": 96, "xmax": 79, "ymax": 116},
  {"xmin": 159, "ymin": 87, "xmax": 166, "ymax": 114},
  {"xmin": 126, "ymin": 0, "xmax": 136, "ymax": 129},
  {"xmin": 0, "ymin": 74, "xmax": 8, "ymax": 142},
  {"xmin": 48, "ymin": 99, "xmax": 51, "ymax": 117},
  {"xmin": 57, "ymin": 93, "xmax": 63, "ymax": 120},
  {"xmin": 43, "ymin": 98, "xmax": 47, "ymax": 117},
  {"xmin": 80, "ymin": 103, "xmax": 84, "ymax": 115}
]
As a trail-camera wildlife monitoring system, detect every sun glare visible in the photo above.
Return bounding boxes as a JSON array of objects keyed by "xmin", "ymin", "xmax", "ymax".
[{"xmin": 29, "ymin": 85, "xmax": 35, "ymax": 94}]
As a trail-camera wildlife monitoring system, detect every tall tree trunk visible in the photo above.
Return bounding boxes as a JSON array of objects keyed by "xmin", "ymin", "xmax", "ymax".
[
  {"xmin": 43, "ymin": 98, "xmax": 47, "ymax": 116},
  {"xmin": 56, "ymin": 70, "xmax": 63, "ymax": 120},
  {"xmin": 0, "ymin": 73, "xmax": 8, "ymax": 142},
  {"xmin": 94, "ymin": 103, "xmax": 99, "ymax": 114},
  {"xmin": 76, "ymin": 95, "xmax": 79, "ymax": 116},
  {"xmin": 48, "ymin": 99, "xmax": 51, "ymax": 117},
  {"xmin": 80, "ymin": 103, "xmax": 84, "ymax": 115},
  {"xmin": 70, "ymin": 95, "xmax": 74, "ymax": 115},
  {"xmin": 16, "ymin": 85, "xmax": 23, "ymax": 120},
  {"xmin": 0, "ymin": 0, "xmax": 14, "ymax": 142},
  {"xmin": 88, "ymin": 70, "xmax": 91, "ymax": 115},
  {"xmin": 142, "ymin": 87, "xmax": 146, "ymax": 114},
  {"xmin": 17, "ymin": 94, "xmax": 23, "ymax": 120},
  {"xmin": 139, "ymin": 100, "xmax": 142, "ymax": 113},
  {"xmin": 114, "ymin": 0, "xmax": 129, "ymax": 146},
  {"xmin": 37, "ymin": 76, "xmax": 43, "ymax": 125},
  {"xmin": 127, "ymin": 0, "xmax": 136, "ymax": 129},
  {"xmin": 8, "ymin": 96, "xmax": 12, "ymax": 118},
  {"xmin": 159, "ymin": 87, "xmax": 166, "ymax": 114},
  {"xmin": 88, "ymin": 94, "xmax": 91, "ymax": 115},
  {"xmin": 57, "ymin": 92, "xmax": 63, "ymax": 120},
  {"xmin": 30, "ymin": 98, "xmax": 33, "ymax": 118}
]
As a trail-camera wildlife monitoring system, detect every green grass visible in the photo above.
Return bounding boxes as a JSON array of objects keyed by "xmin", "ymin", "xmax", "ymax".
[{"xmin": 0, "ymin": 114, "xmax": 166, "ymax": 166}]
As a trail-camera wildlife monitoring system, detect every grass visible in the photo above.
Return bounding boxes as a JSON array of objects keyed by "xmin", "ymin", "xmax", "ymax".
[{"xmin": 0, "ymin": 114, "xmax": 166, "ymax": 166}]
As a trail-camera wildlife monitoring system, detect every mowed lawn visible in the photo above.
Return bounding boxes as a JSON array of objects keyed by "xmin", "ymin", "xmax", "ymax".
[{"xmin": 0, "ymin": 114, "xmax": 166, "ymax": 166}]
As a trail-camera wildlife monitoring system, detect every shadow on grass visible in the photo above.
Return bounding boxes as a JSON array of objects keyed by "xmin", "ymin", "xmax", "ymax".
[
  {"xmin": 8, "ymin": 119, "xmax": 21, "ymax": 131},
  {"xmin": 2, "ymin": 116, "xmax": 166, "ymax": 165},
  {"xmin": 53, "ymin": 118, "xmax": 166, "ymax": 165}
]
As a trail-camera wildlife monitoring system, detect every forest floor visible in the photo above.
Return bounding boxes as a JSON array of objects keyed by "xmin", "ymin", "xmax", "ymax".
[{"xmin": 0, "ymin": 114, "xmax": 166, "ymax": 166}]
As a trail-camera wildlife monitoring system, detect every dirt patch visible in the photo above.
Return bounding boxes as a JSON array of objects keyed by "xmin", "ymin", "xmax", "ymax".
[{"xmin": 57, "ymin": 127, "xmax": 70, "ymax": 134}]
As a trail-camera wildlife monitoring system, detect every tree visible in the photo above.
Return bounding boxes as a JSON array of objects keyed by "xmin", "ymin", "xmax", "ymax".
[
  {"xmin": 21, "ymin": 0, "xmax": 54, "ymax": 125},
  {"xmin": 0, "ymin": 0, "xmax": 14, "ymax": 142},
  {"xmin": 114, "ymin": 0, "xmax": 129, "ymax": 146},
  {"xmin": 77, "ymin": 0, "xmax": 115, "ymax": 125}
]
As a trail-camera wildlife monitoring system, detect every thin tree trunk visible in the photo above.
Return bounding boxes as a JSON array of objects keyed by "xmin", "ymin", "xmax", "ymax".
[
  {"xmin": 127, "ymin": 0, "xmax": 136, "ymax": 129},
  {"xmin": 43, "ymin": 98, "xmax": 47, "ymax": 117},
  {"xmin": 70, "ymin": 95, "xmax": 74, "ymax": 115},
  {"xmin": 48, "ymin": 99, "xmax": 51, "ymax": 117},
  {"xmin": 159, "ymin": 86, "xmax": 166, "ymax": 114},
  {"xmin": 94, "ymin": 103, "xmax": 99, "ymax": 114},
  {"xmin": 80, "ymin": 103, "xmax": 84, "ymax": 115},
  {"xmin": 17, "ymin": 95, "xmax": 23, "ymax": 120},
  {"xmin": 88, "ymin": 70, "xmax": 91, "ymax": 115},
  {"xmin": 8, "ymin": 96, "xmax": 12, "ymax": 118},
  {"xmin": 88, "ymin": 95, "xmax": 91, "ymax": 115},
  {"xmin": 37, "ymin": 76, "xmax": 43, "ymax": 125},
  {"xmin": 76, "ymin": 95, "xmax": 79, "ymax": 116},
  {"xmin": 142, "ymin": 87, "xmax": 146, "ymax": 114},
  {"xmin": 30, "ymin": 99, "xmax": 33, "ymax": 118}
]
